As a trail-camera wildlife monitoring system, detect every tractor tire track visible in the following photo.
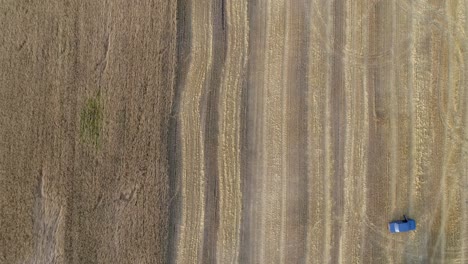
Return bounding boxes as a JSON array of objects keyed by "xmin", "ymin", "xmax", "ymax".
[
  {"xmin": 339, "ymin": 2, "xmax": 369, "ymax": 263},
  {"xmin": 238, "ymin": 0, "xmax": 268, "ymax": 262},
  {"xmin": 214, "ymin": 0, "xmax": 248, "ymax": 263},
  {"xmin": 175, "ymin": 0, "xmax": 213, "ymax": 263},
  {"xmin": 280, "ymin": 1, "xmax": 309, "ymax": 263}
]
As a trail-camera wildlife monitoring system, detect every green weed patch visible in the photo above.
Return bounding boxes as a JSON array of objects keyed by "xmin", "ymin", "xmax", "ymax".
[{"xmin": 79, "ymin": 95, "xmax": 103, "ymax": 147}]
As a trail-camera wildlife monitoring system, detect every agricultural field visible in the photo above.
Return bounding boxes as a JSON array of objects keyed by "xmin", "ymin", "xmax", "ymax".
[{"xmin": 1, "ymin": 0, "xmax": 467, "ymax": 263}]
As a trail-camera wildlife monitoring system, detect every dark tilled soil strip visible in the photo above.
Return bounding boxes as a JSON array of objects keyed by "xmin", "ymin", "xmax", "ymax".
[
  {"xmin": 167, "ymin": 0, "xmax": 190, "ymax": 263},
  {"xmin": 330, "ymin": 1, "xmax": 346, "ymax": 263},
  {"xmin": 283, "ymin": 1, "xmax": 310, "ymax": 263},
  {"xmin": 239, "ymin": 1, "xmax": 263, "ymax": 263}
]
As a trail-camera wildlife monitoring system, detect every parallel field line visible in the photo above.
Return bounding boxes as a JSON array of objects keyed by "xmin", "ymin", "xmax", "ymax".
[
  {"xmin": 279, "ymin": 0, "xmax": 289, "ymax": 262},
  {"xmin": 461, "ymin": 2, "xmax": 468, "ymax": 262},
  {"xmin": 359, "ymin": 0, "xmax": 369, "ymax": 261},
  {"xmin": 323, "ymin": 1, "xmax": 333, "ymax": 262},
  {"xmin": 305, "ymin": 1, "xmax": 330, "ymax": 262},
  {"xmin": 339, "ymin": 0, "xmax": 353, "ymax": 262},
  {"xmin": 387, "ymin": 0, "xmax": 398, "ymax": 261},
  {"xmin": 176, "ymin": 0, "xmax": 213, "ymax": 262},
  {"xmin": 430, "ymin": 2, "xmax": 453, "ymax": 261},
  {"xmin": 215, "ymin": 0, "xmax": 249, "ymax": 262}
]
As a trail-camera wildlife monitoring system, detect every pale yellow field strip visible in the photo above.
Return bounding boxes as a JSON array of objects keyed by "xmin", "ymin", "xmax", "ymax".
[
  {"xmin": 358, "ymin": 2, "xmax": 371, "ymax": 262},
  {"xmin": 215, "ymin": 0, "xmax": 248, "ymax": 262},
  {"xmin": 338, "ymin": 0, "xmax": 350, "ymax": 262},
  {"xmin": 431, "ymin": 2, "xmax": 452, "ymax": 261},
  {"xmin": 413, "ymin": 3, "xmax": 455, "ymax": 261},
  {"xmin": 176, "ymin": 0, "xmax": 213, "ymax": 263},
  {"xmin": 462, "ymin": 3, "xmax": 468, "ymax": 263},
  {"xmin": 413, "ymin": 9, "xmax": 439, "ymax": 260},
  {"xmin": 430, "ymin": 2, "xmax": 468, "ymax": 261},
  {"xmin": 386, "ymin": 0, "xmax": 399, "ymax": 262},
  {"xmin": 340, "ymin": 1, "xmax": 370, "ymax": 263},
  {"xmin": 394, "ymin": 2, "xmax": 412, "ymax": 262},
  {"xmin": 458, "ymin": 2, "xmax": 468, "ymax": 261},
  {"xmin": 393, "ymin": 0, "xmax": 409, "ymax": 206},
  {"xmin": 388, "ymin": 0, "xmax": 398, "ymax": 223},
  {"xmin": 407, "ymin": 0, "xmax": 416, "ymax": 220},
  {"xmin": 279, "ymin": 1, "xmax": 289, "ymax": 263},
  {"xmin": 442, "ymin": 1, "xmax": 466, "ymax": 261},
  {"xmin": 305, "ymin": 7, "xmax": 327, "ymax": 262},
  {"xmin": 259, "ymin": 0, "xmax": 287, "ymax": 263},
  {"xmin": 306, "ymin": 1, "xmax": 332, "ymax": 263},
  {"xmin": 323, "ymin": 0, "xmax": 333, "ymax": 262}
]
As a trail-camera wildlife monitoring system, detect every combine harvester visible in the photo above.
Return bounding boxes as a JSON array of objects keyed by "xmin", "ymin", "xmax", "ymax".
[{"xmin": 388, "ymin": 215, "xmax": 416, "ymax": 233}]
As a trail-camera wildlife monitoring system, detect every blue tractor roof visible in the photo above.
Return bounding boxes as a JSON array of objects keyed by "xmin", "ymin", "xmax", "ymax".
[{"xmin": 388, "ymin": 218, "xmax": 416, "ymax": 233}]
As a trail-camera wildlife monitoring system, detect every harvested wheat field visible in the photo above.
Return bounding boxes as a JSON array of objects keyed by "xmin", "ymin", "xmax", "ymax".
[{"xmin": 1, "ymin": 0, "xmax": 468, "ymax": 263}]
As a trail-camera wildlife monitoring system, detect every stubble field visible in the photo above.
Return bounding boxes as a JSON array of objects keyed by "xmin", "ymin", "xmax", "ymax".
[{"xmin": 1, "ymin": 0, "xmax": 467, "ymax": 263}]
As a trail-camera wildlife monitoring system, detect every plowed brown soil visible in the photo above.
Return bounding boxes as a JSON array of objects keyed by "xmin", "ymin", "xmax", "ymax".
[{"xmin": 1, "ymin": 1, "xmax": 468, "ymax": 263}]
